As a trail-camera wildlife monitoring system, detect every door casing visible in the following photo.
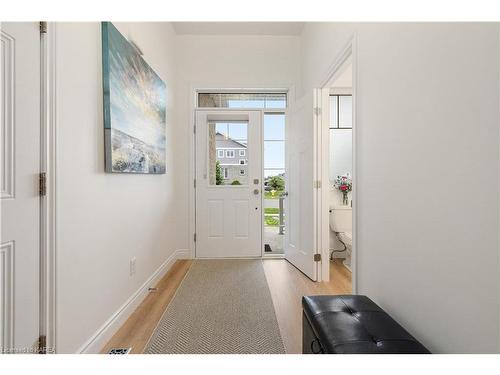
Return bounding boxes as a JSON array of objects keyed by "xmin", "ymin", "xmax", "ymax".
[
  {"xmin": 189, "ymin": 88, "xmax": 291, "ymax": 260},
  {"xmin": 315, "ymin": 34, "xmax": 358, "ymax": 288}
]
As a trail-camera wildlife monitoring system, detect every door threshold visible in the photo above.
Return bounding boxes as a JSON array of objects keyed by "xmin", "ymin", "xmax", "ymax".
[{"xmin": 262, "ymin": 253, "xmax": 285, "ymax": 259}]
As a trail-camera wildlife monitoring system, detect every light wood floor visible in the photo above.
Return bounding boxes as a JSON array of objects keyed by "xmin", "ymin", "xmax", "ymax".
[
  {"xmin": 101, "ymin": 259, "xmax": 193, "ymax": 354},
  {"xmin": 263, "ymin": 258, "xmax": 352, "ymax": 353},
  {"xmin": 101, "ymin": 258, "xmax": 351, "ymax": 354}
]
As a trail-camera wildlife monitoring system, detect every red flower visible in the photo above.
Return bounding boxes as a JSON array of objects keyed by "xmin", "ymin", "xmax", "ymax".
[{"xmin": 341, "ymin": 185, "xmax": 348, "ymax": 191}]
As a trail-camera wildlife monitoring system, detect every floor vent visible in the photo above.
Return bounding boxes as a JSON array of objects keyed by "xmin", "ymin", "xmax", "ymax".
[{"xmin": 108, "ymin": 347, "xmax": 132, "ymax": 354}]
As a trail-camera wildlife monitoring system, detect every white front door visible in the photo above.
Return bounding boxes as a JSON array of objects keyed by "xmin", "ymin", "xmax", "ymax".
[
  {"xmin": 195, "ymin": 110, "xmax": 262, "ymax": 258},
  {"xmin": 1, "ymin": 22, "xmax": 40, "ymax": 352},
  {"xmin": 284, "ymin": 92, "xmax": 317, "ymax": 280}
]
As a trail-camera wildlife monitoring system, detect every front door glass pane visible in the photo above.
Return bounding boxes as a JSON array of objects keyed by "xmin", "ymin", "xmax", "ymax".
[
  {"xmin": 263, "ymin": 113, "xmax": 286, "ymax": 254},
  {"xmin": 208, "ymin": 121, "xmax": 248, "ymax": 186}
]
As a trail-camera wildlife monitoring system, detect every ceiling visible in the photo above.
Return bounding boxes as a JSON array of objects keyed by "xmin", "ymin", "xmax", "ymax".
[{"xmin": 172, "ymin": 22, "xmax": 304, "ymax": 36}]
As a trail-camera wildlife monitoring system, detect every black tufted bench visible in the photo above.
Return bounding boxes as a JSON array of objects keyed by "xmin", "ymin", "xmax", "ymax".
[{"xmin": 302, "ymin": 295, "xmax": 430, "ymax": 354}]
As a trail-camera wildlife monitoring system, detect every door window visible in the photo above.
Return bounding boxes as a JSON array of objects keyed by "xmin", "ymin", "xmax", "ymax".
[{"xmin": 208, "ymin": 121, "xmax": 248, "ymax": 186}]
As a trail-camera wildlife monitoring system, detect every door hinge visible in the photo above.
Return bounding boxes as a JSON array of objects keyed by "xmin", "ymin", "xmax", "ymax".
[
  {"xmin": 314, "ymin": 180, "xmax": 321, "ymax": 189},
  {"xmin": 314, "ymin": 253, "xmax": 322, "ymax": 262},
  {"xmin": 38, "ymin": 335, "xmax": 47, "ymax": 354},
  {"xmin": 314, "ymin": 107, "xmax": 321, "ymax": 116},
  {"xmin": 39, "ymin": 172, "xmax": 47, "ymax": 197},
  {"xmin": 193, "ymin": 124, "xmax": 196, "ymax": 134},
  {"xmin": 193, "ymin": 233, "xmax": 197, "ymax": 242},
  {"xmin": 40, "ymin": 22, "xmax": 48, "ymax": 34}
]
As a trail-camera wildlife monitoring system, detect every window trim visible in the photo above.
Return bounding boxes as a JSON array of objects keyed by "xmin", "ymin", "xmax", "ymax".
[
  {"xmin": 239, "ymin": 169, "xmax": 246, "ymax": 176},
  {"xmin": 239, "ymin": 149, "xmax": 246, "ymax": 157},
  {"xmin": 225, "ymin": 150, "xmax": 235, "ymax": 158},
  {"xmin": 239, "ymin": 159, "xmax": 246, "ymax": 165},
  {"xmin": 217, "ymin": 149, "xmax": 224, "ymax": 158}
]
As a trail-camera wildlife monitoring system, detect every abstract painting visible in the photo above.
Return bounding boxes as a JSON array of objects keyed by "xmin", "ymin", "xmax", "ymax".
[{"xmin": 102, "ymin": 22, "xmax": 166, "ymax": 174}]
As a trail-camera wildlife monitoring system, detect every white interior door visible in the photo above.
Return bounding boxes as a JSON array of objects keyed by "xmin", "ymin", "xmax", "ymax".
[
  {"xmin": 195, "ymin": 110, "xmax": 262, "ymax": 258},
  {"xmin": 1, "ymin": 22, "xmax": 40, "ymax": 352},
  {"xmin": 284, "ymin": 92, "xmax": 317, "ymax": 280}
]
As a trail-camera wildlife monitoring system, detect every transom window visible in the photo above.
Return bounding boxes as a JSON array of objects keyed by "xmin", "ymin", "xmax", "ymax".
[{"xmin": 198, "ymin": 92, "xmax": 287, "ymax": 109}]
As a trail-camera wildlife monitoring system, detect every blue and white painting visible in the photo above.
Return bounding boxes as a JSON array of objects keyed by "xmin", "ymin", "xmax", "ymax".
[{"xmin": 102, "ymin": 22, "xmax": 166, "ymax": 174}]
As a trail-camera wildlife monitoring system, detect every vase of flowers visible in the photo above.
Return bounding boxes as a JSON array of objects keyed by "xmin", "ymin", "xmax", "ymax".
[{"xmin": 334, "ymin": 174, "xmax": 352, "ymax": 206}]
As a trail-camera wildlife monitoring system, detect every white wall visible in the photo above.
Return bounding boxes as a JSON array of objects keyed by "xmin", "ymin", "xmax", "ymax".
[
  {"xmin": 52, "ymin": 22, "xmax": 500, "ymax": 354},
  {"xmin": 54, "ymin": 22, "xmax": 181, "ymax": 353},
  {"xmin": 300, "ymin": 23, "xmax": 500, "ymax": 353},
  {"xmin": 174, "ymin": 34, "xmax": 301, "ymax": 255}
]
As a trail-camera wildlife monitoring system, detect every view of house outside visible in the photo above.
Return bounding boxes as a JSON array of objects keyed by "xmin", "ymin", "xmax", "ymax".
[{"xmin": 214, "ymin": 125, "xmax": 248, "ymax": 185}]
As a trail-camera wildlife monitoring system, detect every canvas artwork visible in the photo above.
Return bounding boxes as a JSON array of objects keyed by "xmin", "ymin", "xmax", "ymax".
[{"xmin": 102, "ymin": 22, "xmax": 166, "ymax": 174}]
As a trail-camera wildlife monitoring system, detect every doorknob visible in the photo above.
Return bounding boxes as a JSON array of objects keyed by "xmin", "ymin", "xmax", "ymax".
[
  {"xmin": 253, "ymin": 189, "xmax": 260, "ymax": 195},
  {"xmin": 281, "ymin": 191, "xmax": 289, "ymax": 197}
]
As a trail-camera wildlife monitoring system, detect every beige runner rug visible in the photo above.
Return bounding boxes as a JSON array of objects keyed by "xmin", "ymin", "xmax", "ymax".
[{"xmin": 144, "ymin": 259, "xmax": 285, "ymax": 354}]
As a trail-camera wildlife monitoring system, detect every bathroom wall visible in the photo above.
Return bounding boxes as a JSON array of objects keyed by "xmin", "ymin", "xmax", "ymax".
[{"xmin": 300, "ymin": 23, "xmax": 500, "ymax": 353}]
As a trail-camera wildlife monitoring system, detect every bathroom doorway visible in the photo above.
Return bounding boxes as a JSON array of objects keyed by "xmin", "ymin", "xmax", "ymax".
[
  {"xmin": 315, "ymin": 38, "xmax": 356, "ymax": 291},
  {"xmin": 327, "ymin": 71, "xmax": 353, "ymax": 292}
]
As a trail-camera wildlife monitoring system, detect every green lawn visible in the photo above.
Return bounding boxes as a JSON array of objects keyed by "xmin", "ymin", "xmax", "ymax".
[
  {"xmin": 265, "ymin": 216, "xmax": 280, "ymax": 226},
  {"xmin": 264, "ymin": 191, "xmax": 284, "ymax": 199}
]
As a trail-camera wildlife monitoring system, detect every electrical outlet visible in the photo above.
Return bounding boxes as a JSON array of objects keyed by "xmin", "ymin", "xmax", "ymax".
[{"xmin": 129, "ymin": 257, "xmax": 136, "ymax": 276}]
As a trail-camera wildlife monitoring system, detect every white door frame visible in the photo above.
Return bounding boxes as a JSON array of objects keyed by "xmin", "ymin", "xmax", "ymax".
[
  {"xmin": 188, "ymin": 87, "xmax": 291, "ymax": 259},
  {"xmin": 314, "ymin": 35, "xmax": 358, "ymax": 291},
  {"xmin": 40, "ymin": 22, "xmax": 57, "ymax": 353}
]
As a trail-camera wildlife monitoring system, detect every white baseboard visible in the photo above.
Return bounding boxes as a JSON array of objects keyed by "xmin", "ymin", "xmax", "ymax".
[
  {"xmin": 77, "ymin": 249, "xmax": 190, "ymax": 354},
  {"xmin": 176, "ymin": 248, "xmax": 191, "ymax": 259}
]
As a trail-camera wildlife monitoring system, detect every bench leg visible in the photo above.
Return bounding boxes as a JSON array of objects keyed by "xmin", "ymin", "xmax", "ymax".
[{"xmin": 302, "ymin": 312, "xmax": 323, "ymax": 354}]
